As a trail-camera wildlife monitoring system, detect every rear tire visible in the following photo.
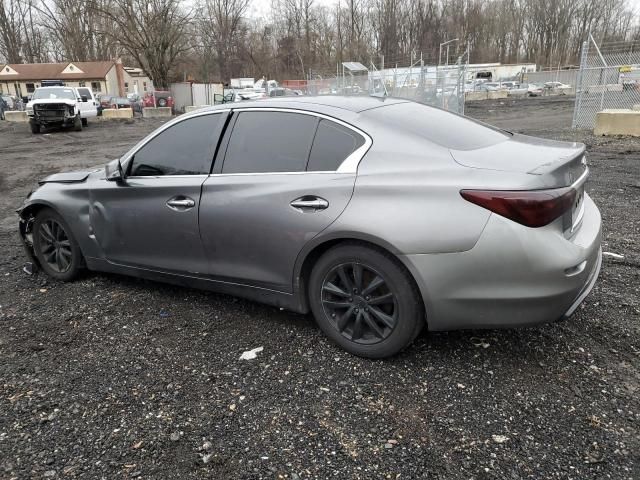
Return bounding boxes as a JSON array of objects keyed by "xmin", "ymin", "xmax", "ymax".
[
  {"xmin": 73, "ymin": 114, "xmax": 82, "ymax": 131},
  {"xmin": 308, "ymin": 243, "xmax": 424, "ymax": 358},
  {"xmin": 81, "ymin": 117, "xmax": 88, "ymax": 126},
  {"xmin": 32, "ymin": 208, "xmax": 83, "ymax": 281},
  {"xmin": 30, "ymin": 121, "xmax": 40, "ymax": 134}
]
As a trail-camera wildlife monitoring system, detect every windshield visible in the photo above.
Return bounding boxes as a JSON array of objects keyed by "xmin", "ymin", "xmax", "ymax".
[{"xmin": 32, "ymin": 87, "xmax": 76, "ymax": 101}]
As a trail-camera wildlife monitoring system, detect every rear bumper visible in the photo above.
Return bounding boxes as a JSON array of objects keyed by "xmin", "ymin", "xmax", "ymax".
[{"xmin": 402, "ymin": 193, "xmax": 602, "ymax": 330}]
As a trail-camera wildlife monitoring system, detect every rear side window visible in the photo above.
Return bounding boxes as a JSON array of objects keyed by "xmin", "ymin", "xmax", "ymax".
[
  {"xmin": 222, "ymin": 111, "xmax": 317, "ymax": 173},
  {"xmin": 78, "ymin": 88, "xmax": 92, "ymax": 100},
  {"xmin": 130, "ymin": 114, "xmax": 224, "ymax": 176},
  {"xmin": 307, "ymin": 120, "xmax": 365, "ymax": 171},
  {"xmin": 364, "ymin": 102, "xmax": 509, "ymax": 151}
]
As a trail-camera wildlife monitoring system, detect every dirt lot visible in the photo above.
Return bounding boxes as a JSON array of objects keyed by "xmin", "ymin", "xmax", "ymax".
[{"xmin": 0, "ymin": 97, "xmax": 638, "ymax": 479}]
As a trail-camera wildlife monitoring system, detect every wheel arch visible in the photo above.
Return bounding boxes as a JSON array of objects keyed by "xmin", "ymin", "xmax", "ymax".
[
  {"xmin": 19, "ymin": 201, "xmax": 87, "ymax": 270},
  {"xmin": 293, "ymin": 233, "xmax": 427, "ymax": 322}
]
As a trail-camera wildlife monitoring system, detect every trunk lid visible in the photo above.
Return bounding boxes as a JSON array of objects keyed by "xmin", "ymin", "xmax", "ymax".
[{"xmin": 450, "ymin": 133, "xmax": 587, "ymax": 188}]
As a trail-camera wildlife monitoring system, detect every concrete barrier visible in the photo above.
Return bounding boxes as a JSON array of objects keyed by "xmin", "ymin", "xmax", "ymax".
[
  {"xmin": 487, "ymin": 90, "xmax": 509, "ymax": 100},
  {"xmin": 185, "ymin": 105, "xmax": 211, "ymax": 113},
  {"xmin": 594, "ymin": 109, "xmax": 640, "ymax": 137},
  {"xmin": 143, "ymin": 107, "xmax": 172, "ymax": 118},
  {"xmin": 102, "ymin": 108, "xmax": 133, "ymax": 119},
  {"xmin": 465, "ymin": 91, "xmax": 488, "ymax": 102},
  {"xmin": 4, "ymin": 111, "xmax": 28, "ymax": 122}
]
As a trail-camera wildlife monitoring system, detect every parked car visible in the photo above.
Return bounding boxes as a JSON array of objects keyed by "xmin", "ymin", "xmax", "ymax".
[
  {"xmin": 0, "ymin": 96, "xmax": 7, "ymax": 120},
  {"xmin": 269, "ymin": 87, "xmax": 300, "ymax": 97},
  {"xmin": 143, "ymin": 91, "xmax": 174, "ymax": 109},
  {"xmin": 501, "ymin": 81, "xmax": 519, "ymax": 89},
  {"xmin": 544, "ymin": 81, "xmax": 571, "ymax": 90},
  {"xmin": 478, "ymin": 82, "xmax": 501, "ymax": 91},
  {"xmin": 98, "ymin": 94, "xmax": 113, "ymax": 109},
  {"xmin": 527, "ymin": 84, "xmax": 544, "ymax": 96},
  {"xmin": 108, "ymin": 97, "xmax": 133, "ymax": 110},
  {"xmin": 507, "ymin": 83, "xmax": 529, "ymax": 96},
  {"xmin": 25, "ymin": 86, "xmax": 97, "ymax": 133},
  {"xmin": 17, "ymin": 96, "xmax": 602, "ymax": 358},
  {"xmin": 2, "ymin": 94, "xmax": 16, "ymax": 110}
]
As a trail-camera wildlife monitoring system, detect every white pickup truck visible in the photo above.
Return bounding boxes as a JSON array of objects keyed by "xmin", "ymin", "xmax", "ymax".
[{"xmin": 26, "ymin": 86, "xmax": 98, "ymax": 133}]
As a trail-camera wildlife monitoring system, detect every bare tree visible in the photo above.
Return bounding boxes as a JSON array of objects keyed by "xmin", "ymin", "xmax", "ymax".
[
  {"xmin": 197, "ymin": 0, "xmax": 250, "ymax": 82},
  {"xmin": 98, "ymin": 0, "xmax": 191, "ymax": 88},
  {"xmin": 0, "ymin": 0, "xmax": 25, "ymax": 62}
]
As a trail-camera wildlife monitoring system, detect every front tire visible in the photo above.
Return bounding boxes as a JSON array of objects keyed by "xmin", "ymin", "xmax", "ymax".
[
  {"xmin": 73, "ymin": 114, "xmax": 82, "ymax": 131},
  {"xmin": 32, "ymin": 209, "xmax": 83, "ymax": 281},
  {"xmin": 30, "ymin": 121, "xmax": 40, "ymax": 134},
  {"xmin": 308, "ymin": 243, "xmax": 424, "ymax": 358},
  {"xmin": 81, "ymin": 117, "xmax": 88, "ymax": 126}
]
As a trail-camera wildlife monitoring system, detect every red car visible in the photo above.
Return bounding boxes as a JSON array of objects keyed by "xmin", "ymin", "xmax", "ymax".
[{"xmin": 143, "ymin": 91, "xmax": 174, "ymax": 108}]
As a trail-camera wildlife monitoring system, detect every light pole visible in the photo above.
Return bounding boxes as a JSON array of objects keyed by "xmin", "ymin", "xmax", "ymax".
[{"xmin": 439, "ymin": 38, "xmax": 459, "ymax": 66}]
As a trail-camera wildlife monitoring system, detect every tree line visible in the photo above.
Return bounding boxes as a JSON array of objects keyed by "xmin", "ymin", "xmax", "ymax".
[{"xmin": 1, "ymin": 0, "xmax": 638, "ymax": 87}]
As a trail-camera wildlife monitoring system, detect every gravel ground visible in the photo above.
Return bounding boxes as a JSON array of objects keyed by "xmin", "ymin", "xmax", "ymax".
[{"xmin": 0, "ymin": 97, "xmax": 638, "ymax": 479}]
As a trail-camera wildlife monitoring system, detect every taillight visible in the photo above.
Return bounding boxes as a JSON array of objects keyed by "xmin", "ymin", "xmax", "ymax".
[{"xmin": 460, "ymin": 187, "xmax": 576, "ymax": 228}]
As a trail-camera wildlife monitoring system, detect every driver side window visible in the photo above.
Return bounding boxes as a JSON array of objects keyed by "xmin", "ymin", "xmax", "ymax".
[{"xmin": 130, "ymin": 113, "xmax": 224, "ymax": 176}]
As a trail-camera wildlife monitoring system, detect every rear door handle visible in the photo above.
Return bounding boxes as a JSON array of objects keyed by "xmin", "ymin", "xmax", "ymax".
[
  {"xmin": 166, "ymin": 196, "xmax": 195, "ymax": 211},
  {"xmin": 290, "ymin": 196, "xmax": 329, "ymax": 211}
]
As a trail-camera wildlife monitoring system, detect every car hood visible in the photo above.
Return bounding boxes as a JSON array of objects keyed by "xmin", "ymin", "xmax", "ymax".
[
  {"xmin": 38, "ymin": 169, "xmax": 98, "ymax": 185},
  {"xmin": 28, "ymin": 98, "xmax": 76, "ymax": 107}
]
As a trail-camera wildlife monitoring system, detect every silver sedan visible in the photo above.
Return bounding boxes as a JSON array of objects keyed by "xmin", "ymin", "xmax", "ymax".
[{"xmin": 18, "ymin": 96, "xmax": 602, "ymax": 358}]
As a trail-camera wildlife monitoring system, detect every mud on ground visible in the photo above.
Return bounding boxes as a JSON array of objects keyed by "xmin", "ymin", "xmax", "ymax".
[{"xmin": 0, "ymin": 97, "xmax": 638, "ymax": 479}]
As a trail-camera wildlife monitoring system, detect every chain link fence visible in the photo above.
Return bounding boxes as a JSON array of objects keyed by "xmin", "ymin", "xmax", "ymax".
[
  {"xmin": 301, "ymin": 54, "xmax": 467, "ymax": 115},
  {"xmin": 573, "ymin": 37, "xmax": 640, "ymax": 128}
]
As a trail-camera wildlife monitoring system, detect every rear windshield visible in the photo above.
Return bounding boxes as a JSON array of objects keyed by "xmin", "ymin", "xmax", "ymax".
[{"xmin": 364, "ymin": 102, "xmax": 509, "ymax": 150}]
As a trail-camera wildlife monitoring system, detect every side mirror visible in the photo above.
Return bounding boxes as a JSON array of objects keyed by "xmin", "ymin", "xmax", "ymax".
[
  {"xmin": 105, "ymin": 158, "xmax": 125, "ymax": 183},
  {"xmin": 81, "ymin": 95, "xmax": 88, "ymax": 102}
]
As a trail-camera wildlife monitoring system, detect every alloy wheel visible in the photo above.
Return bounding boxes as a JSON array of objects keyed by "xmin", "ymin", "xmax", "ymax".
[
  {"xmin": 38, "ymin": 219, "xmax": 73, "ymax": 273},
  {"xmin": 321, "ymin": 262, "xmax": 398, "ymax": 344}
]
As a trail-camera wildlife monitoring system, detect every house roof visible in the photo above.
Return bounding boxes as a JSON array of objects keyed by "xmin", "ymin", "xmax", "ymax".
[{"xmin": 0, "ymin": 61, "xmax": 115, "ymax": 81}]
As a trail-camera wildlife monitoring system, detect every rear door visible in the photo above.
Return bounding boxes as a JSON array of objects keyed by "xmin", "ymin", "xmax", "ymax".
[
  {"xmin": 199, "ymin": 109, "xmax": 370, "ymax": 292},
  {"xmin": 77, "ymin": 87, "xmax": 97, "ymax": 117}
]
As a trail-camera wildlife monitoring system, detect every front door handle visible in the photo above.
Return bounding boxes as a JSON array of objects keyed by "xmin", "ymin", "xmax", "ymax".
[
  {"xmin": 290, "ymin": 196, "xmax": 329, "ymax": 211},
  {"xmin": 166, "ymin": 196, "xmax": 195, "ymax": 211}
]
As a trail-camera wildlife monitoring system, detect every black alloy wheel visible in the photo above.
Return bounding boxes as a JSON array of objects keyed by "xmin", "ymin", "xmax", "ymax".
[
  {"xmin": 321, "ymin": 262, "xmax": 398, "ymax": 345},
  {"xmin": 309, "ymin": 243, "xmax": 424, "ymax": 358},
  {"xmin": 33, "ymin": 209, "xmax": 82, "ymax": 281},
  {"xmin": 38, "ymin": 218, "xmax": 73, "ymax": 273}
]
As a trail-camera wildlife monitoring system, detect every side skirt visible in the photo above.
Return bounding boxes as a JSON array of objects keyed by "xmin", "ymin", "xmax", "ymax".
[{"xmin": 84, "ymin": 257, "xmax": 309, "ymax": 314}]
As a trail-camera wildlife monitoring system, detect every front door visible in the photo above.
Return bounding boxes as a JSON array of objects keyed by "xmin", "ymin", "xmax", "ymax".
[
  {"xmin": 77, "ymin": 87, "xmax": 98, "ymax": 117},
  {"xmin": 90, "ymin": 112, "xmax": 226, "ymax": 273},
  {"xmin": 199, "ymin": 109, "xmax": 369, "ymax": 292}
]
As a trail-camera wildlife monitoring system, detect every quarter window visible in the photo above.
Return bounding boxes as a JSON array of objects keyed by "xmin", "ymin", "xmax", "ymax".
[
  {"xmin": 78, "ymin": 88, "xmax": 92, "ymax": 100},
  {"xmin": 307, "ymin": 120, "xmax": 365, "ymax": 171},
  {"xmin": 129, "ymin": 114, "xmax": 224, "ymax": 176},
  {"xmin": 222, "ymin": 111, "xmax": 317, "ymax": 173}
]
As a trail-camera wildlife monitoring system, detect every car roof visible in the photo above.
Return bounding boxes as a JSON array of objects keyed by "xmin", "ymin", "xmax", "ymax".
[{"xmin": 202, "ymin": 95, "xmax": 410, "ymax": 115}]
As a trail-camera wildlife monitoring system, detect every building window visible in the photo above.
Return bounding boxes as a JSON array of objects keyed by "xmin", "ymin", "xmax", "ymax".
[
  {"xmin": 124, "ymin": 82, "xmax": 129, "ymax": 92},
  {"xmin": 79, "ymin": 81, "xmax": 85, "ymax": 87},
  {"xmin": 26, "ymin": 83, "xmax": 35, "ymax": 93},
  {"xmin": 91, "ymin": 81, "xmax": 101, "ymax": 92},
  {"xmin": 143, "ymin": 81, "xmax": 147, "ymax": 91}
]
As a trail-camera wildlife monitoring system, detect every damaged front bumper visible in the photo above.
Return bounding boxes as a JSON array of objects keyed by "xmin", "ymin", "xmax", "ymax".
[{"xmin": 18, "ymin": 211, "xmax": 40, "ymax": 273}]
